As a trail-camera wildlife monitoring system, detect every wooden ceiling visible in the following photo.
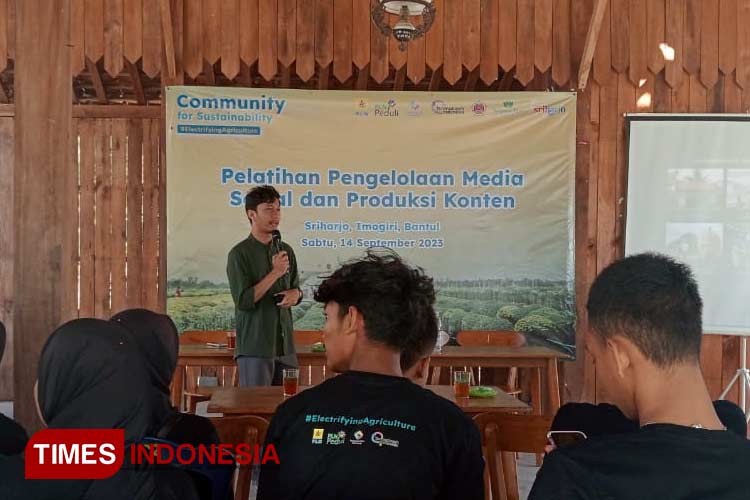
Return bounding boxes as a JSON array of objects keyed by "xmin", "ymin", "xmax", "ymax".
[{"xmin": 0, "ymin": 1, "xmax": 749, "ymax": 104}]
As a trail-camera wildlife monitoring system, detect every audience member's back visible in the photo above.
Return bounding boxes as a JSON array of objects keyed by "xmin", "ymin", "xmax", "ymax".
[
  {"xmin": 530, "ymin": 253, "xmax": 750, "ymax": 500},
  {"xmin": 533, "ymin": 422, "xmax": 750, "ymax": 500},
  {"xmin": 261, "ymin": 369, "xmax": 481, "ymax": 500},
  {"xmin": 258, "ymin": 251, "xmax": 484, "ymax": 500},
  {"xmin": 110, "ymin": 309, "xmax": 220, "ymax": 446},
  {"xmin": 0, "ymin": 319, "xmax": 199, "ymax": 500}
]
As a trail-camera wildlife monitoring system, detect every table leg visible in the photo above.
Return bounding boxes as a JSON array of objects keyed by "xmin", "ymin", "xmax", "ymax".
[
  {"xmin": 546, "ymin": 358, "xmax": 561, "ymax": 415},
  {"xmin": 171, "ymin": 364, "xmax": 185, "ymax": 410},
  {"xmin": 530, "ymin": 367, "xmax": 542, "ymax": 417},
  {"xmin": 530, "ymin": 367, "xmax": 543, "ymax": 465}
]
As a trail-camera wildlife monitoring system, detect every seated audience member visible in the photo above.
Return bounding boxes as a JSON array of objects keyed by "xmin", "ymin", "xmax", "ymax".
[
  {"xmin": 0, "ymin": 321, "xmax": 29, "ymax": 456},
  {"xmin": 111, "ymin": 309, "xmax": 220, "ymax": 445},
  {"xmin": 400, "ymin": 323, "xmax": 437, "ymax": 386},
  {"xmin": 530, "ymin": 253, "xmax": 750, "ymax": 500},
  {"xmin": 257, "ymin": 250, "xmax": 484, "ymax": 500},
  {"xmin": 111, "ymin": 309, "xmax": 224, "ymax": 500},
  {"xmin": 0, "ymin": 319, "xmax": 199, "ymax": 500},
  {"xmin": 549, "ymin": 399, "xmax": 747, "ymax": 444}
]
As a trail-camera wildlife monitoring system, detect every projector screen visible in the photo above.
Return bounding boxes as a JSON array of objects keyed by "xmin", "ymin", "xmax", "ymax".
[{"xmin": 626, "ymin": 115, "xmax": 750, "ymax": 336}]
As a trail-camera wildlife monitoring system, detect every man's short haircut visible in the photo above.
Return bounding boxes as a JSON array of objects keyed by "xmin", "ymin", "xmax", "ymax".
[
  {"xmin": 586, "ymin": 252, "xmax": 703, "ymax": 367},
  {"xmin": 245, "ymin": 185, "xmax": 281, "ymax": 212},
  {"xmin": 400, "ymin": 318, "xmax": 437, "ymax": 372},
  {"xmin": 314, "ymin": 249, "xmax": 437, "ymax": 354}
]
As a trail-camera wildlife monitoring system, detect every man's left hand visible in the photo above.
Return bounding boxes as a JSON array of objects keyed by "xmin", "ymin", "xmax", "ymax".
[{"xmin": 274, "ymin": 289, "xmax": 301, "ymax": 308}]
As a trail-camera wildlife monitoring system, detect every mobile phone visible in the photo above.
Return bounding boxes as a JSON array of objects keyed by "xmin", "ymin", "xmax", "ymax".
[{"xmin": 547, "ymin": 430, "xmax": 587, "ymax": 448}]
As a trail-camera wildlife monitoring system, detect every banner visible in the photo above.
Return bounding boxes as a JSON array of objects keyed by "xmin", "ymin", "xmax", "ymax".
[{"xmin": 166, "ymin": 87, "xmax": 576, "ymax": 355}]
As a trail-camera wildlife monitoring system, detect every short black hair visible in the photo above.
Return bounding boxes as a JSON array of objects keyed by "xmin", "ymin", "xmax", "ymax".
[
  {"xmin": 245, "ymin": 185, "xmax": 280, "ymax": 212},
  {"xmin": 586, "ymin": 252, "xmax": 703, "ymax": 367},
  {"xmin": 400, "ymin": 316, "xmax": 437, "ymax": 372},
  {"xmin": 314, "ymin": 250, "xmax": 437, "ymax": 354}
]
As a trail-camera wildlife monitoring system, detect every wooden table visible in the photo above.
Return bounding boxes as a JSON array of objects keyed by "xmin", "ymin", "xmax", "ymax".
[
  {"xmin": 172, "ymin": 344, "xmax": 327, "ymax": 407},
  {"xmin": 175, "ymin": 344, "xmax": 565, "ymax": 418},
  {"xmin": 429, "ymin": 346, "xmax": 566, "ymax": 418},
  {"xmin": 207, "ymin": 385, "xmax": 530, "ymax": 418}
]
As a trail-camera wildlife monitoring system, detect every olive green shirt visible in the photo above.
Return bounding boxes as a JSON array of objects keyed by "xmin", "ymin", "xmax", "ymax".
[{"xmin": 226, "ymin": 234, "xmax": 299, "ymax": 359}]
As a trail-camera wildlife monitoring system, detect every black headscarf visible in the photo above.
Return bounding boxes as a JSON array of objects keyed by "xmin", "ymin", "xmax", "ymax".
[
  {"xmin": 110, "ymin": 309, "xmax": 179, "ymax": 433},
  {"xmin": 0, "ymin": 319, "xmax": 199, "ymax": 500},
  {"xmin": 37, "ymin": 318, "xmax": 156, "ymax": 444},
  {"xmin": 0, "ymin": 320, "xmax": 29, "ymax": 457}
]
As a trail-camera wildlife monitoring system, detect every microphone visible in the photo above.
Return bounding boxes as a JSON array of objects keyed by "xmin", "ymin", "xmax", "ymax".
[
  {"xmin": 271, "ymin": 229, "xmax": 289, "ymax": 302},
  {"xmin": 271, "ymin": 229, "xmax": 282, "ymax": 254}
]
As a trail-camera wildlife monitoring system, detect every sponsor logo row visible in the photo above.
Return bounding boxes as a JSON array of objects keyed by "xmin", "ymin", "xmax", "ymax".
[
  {"xmin": 355, "ymin": 98, "xmax": 567, "ymax": 117},
  {"xmin": 312, "ymin": 428, "xmax": 400, "ymax": 448}
]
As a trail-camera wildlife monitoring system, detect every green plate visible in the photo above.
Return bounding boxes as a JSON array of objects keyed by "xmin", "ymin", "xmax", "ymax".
[
  {"xmin": 311, "ymin": 342, "xmax": 326, "ymax": 352},
  {"xmin": 469, "ymin": 386, "xmax": 497, "ymax": 398}
]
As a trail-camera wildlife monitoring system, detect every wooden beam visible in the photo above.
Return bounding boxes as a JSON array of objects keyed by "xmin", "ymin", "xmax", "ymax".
[
  {"xmin": 318, "ymin": 64, "xmax": 330, "ymax": 90},
  {"xmin": 356, "ymin": 64, "xmax": 370, "ymax": 90},
  {"xmin": 393, "ymin": 65, "xmax": 406, "ymax": 91},
  {"xmin": 0, "ymin": 104, "xmax": 14, "ymax": 116},
  {"xmin": 125, "ymin": 59, "xmax": 146, "ymax": 105},
  {"xmin": 15, "ymin": 0, "xmax": 74, "ymax": 431},
  {"xmin": 72, "ymin": 105, "xmax": 161, "ymax": 118},
  {"xmin": 428, "ymin": 66, "xmax": 443, "ymax": 91},
  {"xmin": 464, "ymin": 67, "xmax": 480, "ymax": 91},
  {"xmin": 86, "ymin": 57, "xmax": 108, "ymax": 104},
  {"xmin": 159, "ymin": 0, "xmax": 184, "ymax": 312},
  {"xmin": 578, "ymin": 0, "xmax": 609, "ymax": 90},
  {"xmin": 160, "ymin": 0, "xmax": 177, "ymax": 78}
]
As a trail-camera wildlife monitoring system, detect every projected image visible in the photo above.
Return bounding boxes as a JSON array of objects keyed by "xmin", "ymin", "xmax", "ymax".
[
  {"xmin": 726, "ymin": 169, "xmax": 750, "ymax": 210},
  {"xmin": 667, "ymin": 169, "xmax": 724, "ymax": 210},
  {"xmin": 726, "ymin": 223, "xmax": 750, "ymax": 272},
  {"xmin": 666, "ymin": 223, "xmax": 723, "ymax": 262}
]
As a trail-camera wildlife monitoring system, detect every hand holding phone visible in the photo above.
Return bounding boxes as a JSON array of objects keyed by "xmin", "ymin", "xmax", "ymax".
[{"xmin": 546, "ymin": 430, "xmax": 587, "ymax": 449}]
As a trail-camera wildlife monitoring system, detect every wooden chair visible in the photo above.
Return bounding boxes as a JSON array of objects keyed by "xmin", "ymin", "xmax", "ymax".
[
  {"xmin": 293, "ymin": 330, "xmax": 327, "ymax": 386},
  {"xmin": 473, "ymin": 413, "xmax": 552, "ymax": 500},
  {"xmin": 179, "ymin": 330, "xmax": 238, "ymax": 412},
  {"xmin": 450, "ymin": 330, "xmax": 526, "ymax": 395},
  {"xmin": 209, "ymin": 415, "xmax": 270, "ymax": 500}
]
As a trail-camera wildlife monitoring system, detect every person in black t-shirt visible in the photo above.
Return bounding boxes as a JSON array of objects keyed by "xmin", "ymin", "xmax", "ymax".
[
  {"xmin": 0, "ymin": 321, "xmax": 29, "ymax": 456},
  {"xmin": 547, "ymin": 399, "xmax": 747, "ymax": 445},
  {"xmin": 530, "ymin": 253, "xmax": 750, "ymax": 500},
  {"xmin": 257, "ymin": 250, "xmax": 484, "ymax": 500}
]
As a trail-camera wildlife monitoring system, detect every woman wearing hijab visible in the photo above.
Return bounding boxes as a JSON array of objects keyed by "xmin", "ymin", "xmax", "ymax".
[
  {"xmin": 111, "ymin": 309, "xmax": 224, "ymax": 500},
  {"xmin": 110, "ymin": 309, "xmax": 220, "ymax": 445},
  {"xmin": 0, "ymin": 318, "xmax": 199, "ymax": 500},
  {"xmin": 0, "ymin": 321, "xmax": 29, "ymax": 456}
]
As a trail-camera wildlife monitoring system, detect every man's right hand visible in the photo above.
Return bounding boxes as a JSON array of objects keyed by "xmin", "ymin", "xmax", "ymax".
[{"xmin": 272, "ymin": 251, "xmax": 290, "ymax": 277}]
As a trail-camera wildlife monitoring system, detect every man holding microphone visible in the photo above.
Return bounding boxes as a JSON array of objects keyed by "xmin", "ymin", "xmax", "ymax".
[{"xmin": 227, "ymin": 185, "xmax": 302, "ymax": 386}]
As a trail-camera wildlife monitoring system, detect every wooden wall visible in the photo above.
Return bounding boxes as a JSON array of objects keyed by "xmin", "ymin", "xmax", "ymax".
[
  {"xmin": 0, "ymin": 116, "xmax": 13, "ymax": 399},
  {"xmin": 73, "ymin": 117, "xmax": 165, "ymax": 318},
  {"xmin": 2, "ymin": 1, "xmax": 750, "ymax": 418}
]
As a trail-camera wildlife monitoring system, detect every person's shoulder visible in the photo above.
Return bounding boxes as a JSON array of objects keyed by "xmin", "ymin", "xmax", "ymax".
[
  {"xmin": 163, "ymin": 412, "xmax": 220, "ymax": 445},
  {"xmin": 229, "ymin": 237, "xmax": 253, "ymax": 255},
  {"xmin": 174, "ymin": 412, "xmax": 218, "ymax": 434},
  {"xmin": 530, "ymin": 449, "xmax": 596, "ymax": 500}
]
